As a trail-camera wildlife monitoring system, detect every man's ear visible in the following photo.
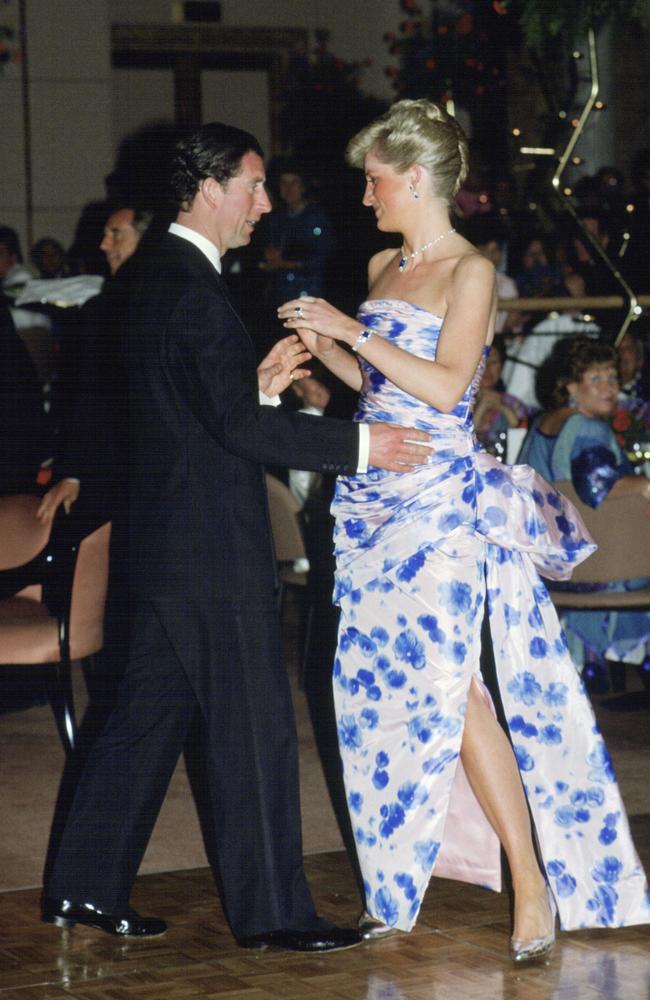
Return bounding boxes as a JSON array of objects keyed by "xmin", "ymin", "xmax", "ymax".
[{"xmin": 200, "ymin": 176, "xmax": 224, "ymax": 209}]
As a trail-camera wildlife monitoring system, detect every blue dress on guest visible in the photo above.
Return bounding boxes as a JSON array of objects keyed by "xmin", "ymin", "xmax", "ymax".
[
  {"xmin": 330, "ymin": 300, "xmax": 648, "ymax": 933},
  {"xmin": 519, "ymin": 412, "xmax": 650, "ymax": 664}
]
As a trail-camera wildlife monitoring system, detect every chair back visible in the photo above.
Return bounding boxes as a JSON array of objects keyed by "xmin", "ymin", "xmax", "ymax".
[
  {"xmin": 69, "ymin": 522, "xmax": 111, "ymax": 658},
  {"xmin": 265, "ymin": 474, "xmax": 306, "ymax": 563},
  {"xmin": 0, "ymin": 494, "xmax": 50, "ymax": 570},
  {"xmin": 555, "ymin": 480, "xmax": 650, "ymax": 584}
]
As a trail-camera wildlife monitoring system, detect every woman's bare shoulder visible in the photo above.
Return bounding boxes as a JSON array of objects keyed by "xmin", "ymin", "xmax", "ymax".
[{"xmin": 368, "ymin": 247, "xmax": 400, "ymax": 284}]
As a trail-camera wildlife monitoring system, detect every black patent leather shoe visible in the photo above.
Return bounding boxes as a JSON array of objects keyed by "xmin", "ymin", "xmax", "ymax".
[
  {"xmin": 238, "ymin": 925, "xmax": 362, "ymax": 952},
  {"xmin": 42, "ymin": 897, "xmax": 167, "ymax": 938}
]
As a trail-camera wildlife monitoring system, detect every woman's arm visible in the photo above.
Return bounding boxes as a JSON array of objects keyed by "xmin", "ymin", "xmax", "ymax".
[
  {"xmin": 291, "ymin": 325, "xmax": 362, "ymax": 391},
  {"xmin": 279, "ymin": 253, "xmax": 496, "ymax": 413}
]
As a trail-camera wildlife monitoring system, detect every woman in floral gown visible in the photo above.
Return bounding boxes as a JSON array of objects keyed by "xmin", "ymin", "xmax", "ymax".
[{"xmin": 278, "ymin": 99, "xmax": 649, "ymax": 961}]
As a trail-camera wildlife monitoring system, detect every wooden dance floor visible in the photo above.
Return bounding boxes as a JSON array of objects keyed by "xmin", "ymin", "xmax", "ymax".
[{"xmin": 1, "ymin": 815, "xmax": 648, "ymax": 1000}]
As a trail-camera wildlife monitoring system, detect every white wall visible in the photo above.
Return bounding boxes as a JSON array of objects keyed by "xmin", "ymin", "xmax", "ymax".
[
  {"xmin": 0, "ymin": 0, "xmax": 399, "ymax": 255},
  {"xmin": 0, "ymin": 0, "xmax": 113, "ymax": 258}
]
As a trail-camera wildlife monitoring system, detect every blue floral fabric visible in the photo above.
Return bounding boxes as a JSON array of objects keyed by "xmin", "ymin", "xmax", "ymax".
[{"xmin": 331, "ymin": 299, "xmax": 649, "ymax": 932}]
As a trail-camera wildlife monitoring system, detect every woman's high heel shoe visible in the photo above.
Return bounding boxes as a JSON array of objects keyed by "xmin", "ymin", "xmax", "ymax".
[{"xmin": 510, "ymin": 885, "xmax": 557, "ymax": 965}]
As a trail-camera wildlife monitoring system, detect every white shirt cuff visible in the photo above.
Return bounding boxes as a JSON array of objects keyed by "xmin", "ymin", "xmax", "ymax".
[
  {"xmin": 258, "ymin": 391, "xmax": 281, "ymax": 407},
  {"xmin": 356, "ymin": 424, "xmax": 370, "ymax": 474}
]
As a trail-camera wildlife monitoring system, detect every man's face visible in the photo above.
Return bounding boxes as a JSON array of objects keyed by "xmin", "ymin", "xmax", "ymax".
[
  {"xmin": 213, "ymin": 151, "xmax": 271, "ymax": 252},
  {"xmin": 100, "ymin": 208, "xmax": 140, "ymax": 275},
  {"xmin": 0, "ymin": 243, "xmax": 17, "ymax": 280}
]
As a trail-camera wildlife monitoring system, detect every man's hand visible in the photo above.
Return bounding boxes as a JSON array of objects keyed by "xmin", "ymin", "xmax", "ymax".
[
  {"xmin": 257, "ymin": 334, "xmax": 311, "ymax": 397},
  {"xmin": 368, "ymin": 424, "xmax": 432, "ymax": 472},
  {"xmin": 36, "ymin": 478, "xmax": 80, "ymax": 525}
]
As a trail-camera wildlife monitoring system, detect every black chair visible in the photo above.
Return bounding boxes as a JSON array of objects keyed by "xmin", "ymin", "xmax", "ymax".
[{"xmin": 0, "ymin": 494, "xmax": 111, "ymax": 753}]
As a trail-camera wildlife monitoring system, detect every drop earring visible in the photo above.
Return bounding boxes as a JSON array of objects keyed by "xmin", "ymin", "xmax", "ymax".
[{"xmin": 409, "ymin": 183, "xmax": 419, "ymax": 200}]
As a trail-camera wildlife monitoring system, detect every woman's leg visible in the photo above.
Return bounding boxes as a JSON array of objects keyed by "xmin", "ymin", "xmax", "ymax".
[{"xmin": 460, "ymin": 677, "xmax": 552, "ymax": 942}]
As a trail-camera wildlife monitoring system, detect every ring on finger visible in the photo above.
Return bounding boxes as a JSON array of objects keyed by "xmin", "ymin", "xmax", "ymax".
[{"xmin": 294, "ymin": 305, "xmax": 303, "ymax": 318}]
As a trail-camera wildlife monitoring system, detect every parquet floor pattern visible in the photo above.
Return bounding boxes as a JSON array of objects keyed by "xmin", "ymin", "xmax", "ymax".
[{"xmin": 1, "ymin": 817, "xmax": 648, "ymax": 1000}]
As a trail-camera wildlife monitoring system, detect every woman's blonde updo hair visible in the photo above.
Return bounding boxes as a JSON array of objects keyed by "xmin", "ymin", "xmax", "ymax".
[{"xmin": 346, "ymin": 98, "xmax": 469, "ymax": 203}]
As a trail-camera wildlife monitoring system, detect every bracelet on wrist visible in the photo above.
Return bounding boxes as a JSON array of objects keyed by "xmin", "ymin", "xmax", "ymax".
[{"xmin": 352, "ymin": 328, "xmax": 374, "ymax": 353}]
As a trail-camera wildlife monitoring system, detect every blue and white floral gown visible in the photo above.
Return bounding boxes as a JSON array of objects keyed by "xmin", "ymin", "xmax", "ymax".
[{"xmin": 331, "ymin": 299, "xmax": 649, "ymax": 932}]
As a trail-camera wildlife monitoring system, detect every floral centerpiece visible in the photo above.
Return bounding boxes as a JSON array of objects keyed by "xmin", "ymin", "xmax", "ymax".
[{"xmin": 611, "ymin": 397, "xmax": 650, "ymax": 470}]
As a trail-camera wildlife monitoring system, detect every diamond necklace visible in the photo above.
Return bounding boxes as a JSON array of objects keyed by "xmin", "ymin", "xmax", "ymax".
[{"xmin": 398, "ymin": 228, "xmax": 456, "ymax": 272}]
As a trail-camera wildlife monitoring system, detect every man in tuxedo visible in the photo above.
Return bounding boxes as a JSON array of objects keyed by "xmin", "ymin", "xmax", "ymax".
[{"xmin": 42, "ymin": 123, "xmax": 430, "ymax": 950}]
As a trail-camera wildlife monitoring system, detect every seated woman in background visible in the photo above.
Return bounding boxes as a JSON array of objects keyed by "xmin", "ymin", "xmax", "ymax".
[
  {"xmin": 519, "ymin": 336, "xmax": 650, "ymax": 688},
  {"xmin": 473, "ymin": 336, "xmax": 528, "ymax": 458}
]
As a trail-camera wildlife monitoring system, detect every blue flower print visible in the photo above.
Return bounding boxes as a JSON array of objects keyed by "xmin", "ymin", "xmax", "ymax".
[
  {"xmin": 394, "ymin": 872, "xmax": 418, "ymax": 901},
  {"xmin": 544, "ymin": 683, "xmax": 568, "ymax": 707},
  {"xmin": 530, "ymin": 637, "xmax": 550, "ymax": 659},
  {"xmin": 438, "ymin": 580, "xmax": 472, "ymax": 616},
  {"xmin": 387, "ymin": 669, "xmax": 407, "ymax": 689},
  {"xmin": 422, "ymin": 748, "xmax": 458, "ymax": 774},
  {"xmin": 539, "ymin": 724, "xmax": 562, "ymax": 745},
  {"xmin": 504, "ymin": 604, "xmax": 521, "ymax": 628},
  {"xmin": 338, "ymin": 715, "xmax": 362, "ymax": 750},
  {"xmin": 555, "ymin": 806, "xmax": 575, "ymax": 827},
  {"xmin": 586, "ymin": 786, "xmax": 605, "ymax": 807},
  {"xmin": 533, "ymin": 583, "xmax": 551, "ymax": 605},
  {"xmin": 397, "ymin": 781, "xmax": 428, "ymax": 810},
  {"xmin": 441, "ymin": 639, "xmax": 468, "ymax": 665},
  {"xmin": 408, "ymin": 715, "xmax": 431, "ymax": 744},
  {"xmin": 483, "ymin": 505, "xmax": 508, "ymax": 528},
  {"xmin": 599, "ymin": 812, "xmax": 619, "ymax": 846},
  {"xmin": 513, "ymin": 744, "xmax": 535, "ymax": 771},
  {"xmin": 438, "ymin": 510, "xmax": 462, "ymax": 533},
  {"xmin": 527, "ymin": 606, "xmax": 543, "ymax": 629},
  {"xmin": 415, "ymin": 839, "xmax": 440, "ymax": 871},
  {"xmin": 394, "ymin": 629, "xmax": 426, "ymax": 670},
  {"xmin": 587, "ymin": 743, "xmax": 616, "ymax": 784},
  {"xmin": 373, "ymin": 768, "xmax": 389, "ymax": 790},
  {"xmin": 370, "ymin": 626, "xmax": 389, "ymax": 646},
  {"xmin": 547, "ymin": 860, "xmax": 578, "ymax": 898},
  {"xmin": 587, "ymin": 884, "xmax": 618, "ymax": 926},
  {"xmin": 509, "ymin": 715, "xmax": 538, "ymax": 738},
  {"xmin": 355, "ymin": 827, "xmax": 377, "ymax": 848},
  {"xmin": 379, "ymin": 802, "xmax": 406, "ymax": 838},
  {"xmin": 508, "ymin": 672, "xmax": 542, "ymax": 706},
  {"xmin": 397, "ymin": 550, "xmax": 426, "ymax": 583},
  {"xmin": 547, "ymin": 491, "xmax": 561, "ymax": 510},
  {"xmin": 376, "ymin": 751, "xmax": 389, "ymax": 768},
  {"xmin": 344, "ymin": 518, "xmax": 369, "ymax": 541},
  {"xmin": 355, "ymin": 669, "xmax": 381, "ymax": 701},
  {"xmin": 417, "ymin": 614, "xmax": 446, "ymax": 644},
  {"xmin": 348, "ymin": 791, "xmax": 363, "ymax": 814},
  {"xmin": 361, "ymin": 708, "xmax": 379, "ymax": 730},
  {"xmin": 373, "ymin": 886, "xmax": 399, "ymax": 926},
  {"xmin": 592, "ymin": 856, "xmax": 624, "ymax": 885}
]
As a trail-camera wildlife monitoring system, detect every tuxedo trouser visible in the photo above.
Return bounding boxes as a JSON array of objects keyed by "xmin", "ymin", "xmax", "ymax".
[{"xmin": 45, "ymin": 599, "xmax": 318, "ymax": 938}]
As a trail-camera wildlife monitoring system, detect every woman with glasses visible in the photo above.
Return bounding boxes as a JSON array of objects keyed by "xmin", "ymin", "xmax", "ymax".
[{"xmin": 520, "ymin": 336, "xmax": 650, "ymax": 684}]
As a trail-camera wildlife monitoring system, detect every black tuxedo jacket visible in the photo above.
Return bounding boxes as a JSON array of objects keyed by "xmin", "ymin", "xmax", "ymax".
[{"xmin": 123, "ymin": 232, "xmax": 358, "ymax": 675}]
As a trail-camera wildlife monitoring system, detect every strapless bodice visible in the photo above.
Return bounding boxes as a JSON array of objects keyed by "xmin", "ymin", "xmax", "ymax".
[{"xmin": 354, "ymin": 299, "xmax": 486, "ymax": 434}]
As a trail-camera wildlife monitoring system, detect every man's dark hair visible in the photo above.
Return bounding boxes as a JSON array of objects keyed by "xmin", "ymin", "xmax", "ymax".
[
  {"xmin": 131, "ymin": 209, "xmax": 154, "ymax": 238},
  {"xmin": 170, "ymin": 122, "xmax": 263, "ymax": 211},
  {"xmin": 0, "ymin": 225, "xmax": 22, "ymax": 262}
]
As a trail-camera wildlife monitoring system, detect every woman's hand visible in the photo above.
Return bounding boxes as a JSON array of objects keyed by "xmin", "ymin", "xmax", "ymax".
[
  {"xmin": 257, "ymin": 334, "xmax": 311, "ymax": 397},
  {"xmin": 36, "ymin": 478, "xmax": 80, "ymax": 526},
  {"xmin": 277, "ymin": 296, "xmax": 360, "ymax": 352}
]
